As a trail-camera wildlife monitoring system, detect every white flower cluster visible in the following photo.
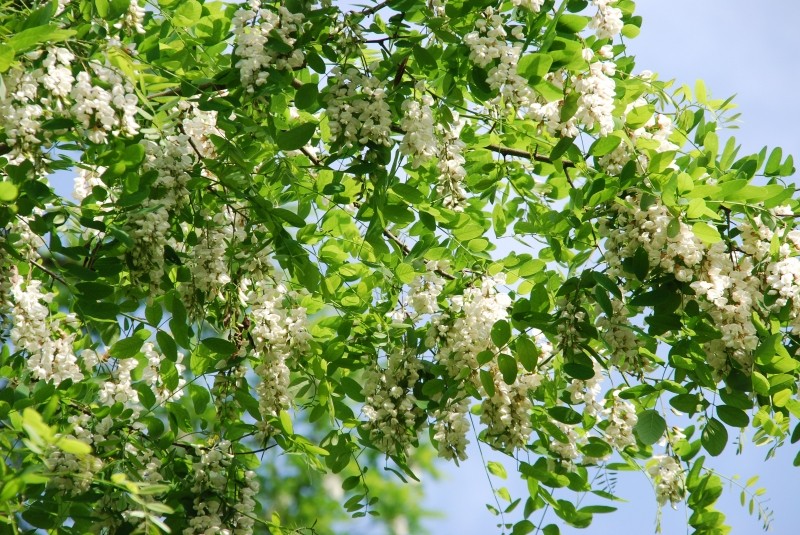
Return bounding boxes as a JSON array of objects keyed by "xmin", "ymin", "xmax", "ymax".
[
  {"xmin": 72, "ymin": 165, "xmax": 107, "ymax": 202},
  {"xmin": 647, "ymin": 455, "xmax": 685, "ymax": 508},
  {"xmin": 45, "ymin": 444, "xmax": 103, "ymax": 495},
  {"xmin": 71, "ymin": 62, "xmax": 140, "ymax": 144},
  {"xmin": 129, "ymin": 201, "xmax": 171, "ymax": 290},
  {"xmin": 436, "ymin": 115, "xmax": 468, "ymax": 210},
  {"xmin": 430, "ymin": 274, "xmax": 511, "ymax": 380},
  {"xmin": 512, "ymin": 0, "xmax": 544, "ymax": 12},
  {"xmin": 565, "ymin": 361, "xmax": 605, "ymax": 418},
  {"xmin": 549, "ymin": 420, "xmax": 582, "ymax": 462},
  {"xmin": 575, "ymin": 55, "xmax": 616, "ymax": 137},
  {"xmin": 141, "ymin": 342, "xmax": 187, "ymax": 405},
  {"xmin": 465, "ymin": 10, "xmax": 533, "ymax": 111},
  {"xmin": 595, "ymin": 297, "xmax": 649, "ymax": 374},
  {"xmin": 603, "ymin": 393, "xmax": 638, "ymax": 450},
  {"xmin": 242, "ymin": 280, "xmax": 310, "ymax": 438},
  {"xmin": 432, "ymin": 398, "xmax": 471, "ymax": 463},
  {"xmin": 185, "ymin": 441, "xmax": 259, "ymax": 535},
  {"xmin": 113, "ymin": 0, "xmax": 146, "ymax": 34},
  {"xmin": 9, "ymin": 270, "xmax": 83, "ymax": 385},
  {"xmin": 98, "ymin": 357, "xmax": 139, "ymax": 407},
  {"xmin": 600, "ymin": 195, "xmax": 705, "ymax": 281},
  {"xmin": 399, "ymin": 94, "xmax": 437, "ymax": 168},
  {"xmin": 590, "ymin": 0, "xmax": 624, "ymax": 40},
  {"xmin": 232, "ymin": 1, "xmax": 305, "ymax": 92},
  {"xmin": 691, "ymin": 242, "xmax": 761, "ymax": 371},
  {"xmin": 599, "ymin": 100, "xmax": 679, "ymax": 175},
  {"xmin": 179, "ymin": 102, "xmax": 221, "ymax": 159},
  {"xmin": 183, "ymin": 211, "xmax": 233, "ymax": 318},
  {"xmin": 427, "ymin": 275, "xmax": 513, "ymax": 461},
  {"xmin": 362, "ymin": 349, "xmax": 423, "ymax": 455},
  {"xmin": 480, "ymin": 367, "xmax": 539, "ymax": 452},
  {"xmin": 325, "ymin": 67, "xmax": 393, "ymax": 147},
  {"xmin": 1, "ymin": 47, "xmax": 137, "ymax": 161},
  {"xmin": 555, "ymin": 299, "xmax": 587, "ymax": 355},
  {"xmin": 407, "ymin": 261, "xmax": 447, "ymax": 316},
  {"xmin": 528, "ymin": 72, "xmax": 579, "ymax": 138}
]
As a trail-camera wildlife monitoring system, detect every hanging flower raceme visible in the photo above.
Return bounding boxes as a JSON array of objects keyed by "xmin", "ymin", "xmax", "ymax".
[
  {"xmin": 232, "ymin": 0, "xmax": 305, "ymax": 92},
  {"xmin": 325, "ymin": 66, "xmax": 393, "ymax": 147}
]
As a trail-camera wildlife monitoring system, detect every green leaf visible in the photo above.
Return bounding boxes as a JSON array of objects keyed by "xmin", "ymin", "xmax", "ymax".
[
  {"xmin": 201, "ymin": 337, "xmax": 235, "ymax": 356},
  {"xmin": 549, "ymin": 406, "xmax": 582, "ymax": 425},
  {"xmin": 634, "ymin": 410, "xmax": 666, "ymax": 445},
  {"xmin": 515, "ymin": 336, "xmax": 539, "ymax": 372},
  {"xmin": 692, "ymin": 222, "xmax": 722, "ymax": 244},
  {"xmin": 517, "ymin": 53, "xmax": 553, "ymax": 81},
  {"xmin": 716, "ymin": 405, "xmax": 749, "ymax": 428},
  {"xmin": 491, "ymin": 320, "xmax": 511, "ymax": 348},
  {"xmin": 189, "ymin": 384, "xmax": 211, "ymax": 414},
  {"xmin": 589, "ymin": 135, "xmax": 622, "ymax": 157},
  {"xmin": 701, "ymin": 418, "xmax": 728, "ymax": 456},
  {"xmin": 487, "ymin": 461, "xmax": 507, "ymax": 479},
  {"xmin": 173, "ymin": 0, "xmax": 202, "ymax": 27},
  {"xmin": 480, "ymin": 369, "xmax": 496, "ymax": 398},
  {"xmin": 57, "ymin": 437, "xmax": 92, "ymax": 456},
  {"xmin": 0, "ymin": 181, "xmax": 19, "ymax": 202},
  {"xmin": 6, "ymin": 25, "xmax": 76, "ymax": 53},
  {"xmin": 110, "ymin": 335, "xmax": 146, "ymax": 359},
  {"xmin": 277, "ymin": 122, "xmax": 317, "ymax": 151},
  {"xmin": 498, "ymin": 354, "xmax": 518, "ymax": 385},
  {"xmin": 0, "ymin": 44, "xmax": 14, "ymax": 73},
  {"xmin": 295, "ymin": 83, "xmax": 319, "ymax": 111},
  {"xmin": 765, "ymin": 147, "xmax": 783, "ymax": 176}
]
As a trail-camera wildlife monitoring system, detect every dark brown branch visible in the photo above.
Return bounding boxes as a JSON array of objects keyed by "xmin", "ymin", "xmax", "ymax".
[
  {"xmin": 356, "ymin": 0, "xmax": 393, "ymax": 17},
  {"xmin": 31, "ymin": 260, "xmax": 67, "ymax": 285},
  {"xmin": 486, "ymin": 144, "xmax": 575, "ymax": 168}
]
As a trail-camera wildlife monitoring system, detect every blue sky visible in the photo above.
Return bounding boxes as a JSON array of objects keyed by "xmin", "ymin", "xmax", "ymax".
[{"xmin": 423, "ymin": 2, "xmax": 800, "ymax": 534}]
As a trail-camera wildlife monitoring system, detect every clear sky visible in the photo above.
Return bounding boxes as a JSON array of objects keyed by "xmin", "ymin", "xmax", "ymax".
[{"xmin": 423, "ymin": 2, "xmax": 800, "ymax": 534}]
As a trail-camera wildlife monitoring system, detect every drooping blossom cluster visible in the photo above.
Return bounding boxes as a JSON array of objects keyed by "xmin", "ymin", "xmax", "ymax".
[
  {"xmin": 141, "ymin": 342, "xmax": 187, "ymax": 405},
  {"xmin": 690, "ymin": 241, "xmax": 762, "ymax": 372},
  {"xmin": 590, "ymin": 0, "xmax": 624, "ymax": 39},
  {"xmin": 0, "ymin": 48, "xmax": 139, "ymax": 163},
  {"xmin": 242, "ymin": 280, "xmax": 311, "ymax": 439},
  {"xmin": 129, "ymin": 105, "xmax": 218, "ymax": 291},
  {"xmin": 512, "ymin": 0, "xmax": 544, "ymax": 12},
  {"xmin": 600, "ymin": 195, "xmax": 705, "ymax": 281},
  {"xmin": 429, "ymin": 274, "xmax": 511, "ymax": 380},
  {"xmin": 435, "ymin": 115, "xmax": 468, "ymax": 210},
  {"xmin": 325, "ymin": 67, "xmax": 393, "ymax": 147},
  {"xmin": 480, "ymin": 366, "xmax": 540, "ymax": 452},
  {"xmin": 428, "ymin": 275, "xmax": 513, "ymax": 461},
  {"xmin": 647, "ymin": 455, "xmax": 686, "ymax": 509},
  {"xmin": 98, "ymin": 356, "xmax": 140, "ymax": 407},
  {"xmin": 407, "ymin": 260, "xmax": 447, "ymax": 316},
  {"xmin": 362, "ymin": 349, "xmax": 424, "ymax": 455},
  {"xmin": 602, "ymin": 392, "xmax": 638, "ymax": 450},
  {"xmin": 231, "ymin": 1, "xmax": 305, "ymax": 92},
  {"xmin": 182, "ymin": 211, "xmax": 234, "ymax": 318},
  {"xmin": 9, "ymin": 269, "xmax": 83, "ymax": 385},
  {"xmin": 575, "ymin": 51, "xmax": 617, "ymax": 136},
  {"xmin": 599, "ymin": 98, "xmax": 679, "ymax": 175},
  {"xmin": 596, "ymin": 297, "xmax": 650, "ymax": 374},
  {"xmin": 432, "ymin": 399, "xmax": 471, "ymax": 463},
  {"xmin": 185, "ymin": 441, "xmax": 259, "ymax": 535},
  {"xmin": 113, "ymin": 0, "xmax": 147, "ymax": 35},
  {"xmin": 399, "ymin": 93, "xmax": 437, "ymax": 168},
  {"xmin": 465, "ymin": 10, "xmax": 533, "ymax": 111}
]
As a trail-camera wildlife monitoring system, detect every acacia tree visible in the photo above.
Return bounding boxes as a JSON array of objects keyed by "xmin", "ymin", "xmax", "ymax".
[{"xmin": 1, "ymin": 0, "xmax": 798, "ymax": 533}]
